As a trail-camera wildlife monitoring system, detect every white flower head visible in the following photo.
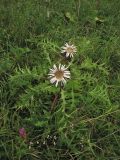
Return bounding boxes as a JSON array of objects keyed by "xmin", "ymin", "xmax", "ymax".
[
  {"xmin": 48, "ymin": 64, "xmax": 70, "ymax": 87},
  {"xmin": 61, "ymin": 43, "xmax": 77, "ymax": 58}
]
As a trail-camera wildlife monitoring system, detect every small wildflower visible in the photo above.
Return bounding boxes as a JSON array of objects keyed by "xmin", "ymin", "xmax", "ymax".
[
  {"xmin": 48, "ymin": 64, "xmax": 70, "ymax": 87},
  {"xmin": 53, "ymin": 141, "xmax": 56, "ymax": 146},
  {"xmin": 19, "ymin": 128, "xmax": 27, "ymax": 139},
  {"xmin": 47, "ymin": 135, "xmax": 50, "ymax": 139},
  {"xmin": 29, "ymin": 141, "xmax": 33, "ymax": 145},
  {"xmin": 61, "ymin": 43, "xmax": 77, "ymax": 58},
  {"xmin": 36, "ymin": 141, "xmax": 39, "ymax": 144},
  {"xmin": 29, "ymin": 142, "xmax": 33, "ymax": 150},
  {"xmin": 53, "ymin": 135, "xmax": 57, "ymax": 140}
]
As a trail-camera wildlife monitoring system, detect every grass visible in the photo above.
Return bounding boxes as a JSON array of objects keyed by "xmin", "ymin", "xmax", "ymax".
[{"xmin": 0, "ymin": 0, "xmax": 120, "ymax": 159}]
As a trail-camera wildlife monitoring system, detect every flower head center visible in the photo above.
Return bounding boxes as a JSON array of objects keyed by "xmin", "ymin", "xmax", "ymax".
[
  {"xmin": 66, "ymin": 47, "xmax": 73, "ymax": 53},
  {"xmin": 55, "ymin": 70, "xmax": 64, "ymax": 80}
]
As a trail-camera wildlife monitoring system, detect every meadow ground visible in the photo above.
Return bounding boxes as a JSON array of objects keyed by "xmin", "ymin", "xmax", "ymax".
[{"xmin": 0, "ymin": 0, "xmax": 120, "ymax": 159}]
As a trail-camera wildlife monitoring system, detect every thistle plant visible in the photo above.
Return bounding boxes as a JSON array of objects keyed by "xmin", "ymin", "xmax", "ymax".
[
  {"xmin": 48, "ymin": 64, "xmax": 71, "ymax": 87},
  {"xmin": 61, "ymin": 43, "xmax": 77, "ymax": 58},
  {"xmin": 47, "ymin": 43, "xmax": 75, "ymax": 111}
]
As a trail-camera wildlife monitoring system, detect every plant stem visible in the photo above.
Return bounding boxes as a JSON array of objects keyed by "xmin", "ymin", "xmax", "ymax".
[
  {"xmin": 51, "ymin": 94, "xmax": 58, "ymax": 112},
  {"xmin": 51, "ymin": 85, "xmax": 63, "ymax": 112}
]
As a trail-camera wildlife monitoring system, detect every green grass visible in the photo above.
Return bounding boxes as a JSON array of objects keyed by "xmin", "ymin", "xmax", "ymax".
[{"xmin": 0, "ymin": 0, "xmax": 120, "ymax": 159}]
